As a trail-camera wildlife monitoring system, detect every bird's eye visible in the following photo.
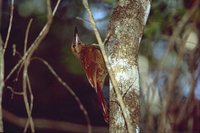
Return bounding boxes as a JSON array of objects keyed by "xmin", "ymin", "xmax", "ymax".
[{"xmin": 72, "ymin": 44, "xmax": 76, "ymax": 48}]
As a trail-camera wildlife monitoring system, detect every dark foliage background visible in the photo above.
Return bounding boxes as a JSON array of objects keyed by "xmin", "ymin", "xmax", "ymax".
[{"xmin": 0, "ymin": 0, "xmax": 199, "ymax": 132}]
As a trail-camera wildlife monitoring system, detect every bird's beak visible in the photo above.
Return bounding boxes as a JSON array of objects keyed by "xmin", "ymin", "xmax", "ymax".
[{"xmin": 73, "ymin": 26, "xmax": 79, "ymax": 44}]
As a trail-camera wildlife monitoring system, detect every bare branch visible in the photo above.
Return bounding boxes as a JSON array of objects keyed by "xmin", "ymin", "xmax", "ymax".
[
  {"xmin": 0, "ymin": 2, "xmax": 5, "ymax": 131},
  {"xmin": 82, "ymin": 0, "xmax": 134, "ymax": 132},
  {"xmin": 23, "ymin": 75, "xmax": 34, "ymax": 131},
  {"xmin": 3, "ymin": 0, "xmax": 14, "ymax": 55},
  {"xmin": 76, "ymin": 17, "xmax": 91, "ymax": 24},
  {"xmin": 32, "ymin": 57, "xmax": 92, "ymax": 133},
  {"xmin": 5, "ymin": 0, "xmax": 61, "ymax": 82},
  {"xmin": 82, "ymin": 0, "xmax": 103, "ymax": 45},
  {"xmin": 3, "ymin": 109, "xmax": 107, "ymax": 133},
  {"xmin": 22, "ymin": 61, "xmax": 34, "ymax": 133},
  {"xmin": 0, "ymin": 35, "xmax": 4, "ymax": 132},
  {"xmin": 1, "ymin": 0, "xmax": 61, "ymax": 132},
  {"xmin": 7, "ymin": 86, "xmax": 24, "ymax": 96},
  {"xmin": 22, "ymin": 18, "xmax": 35, "ymax": 133},
  {"xmin": 24, "ymin": 19, "xmax": 33, "ymax": 54},
  {"xmin": 23, "ymin": 73, "xmax": 34, "ymax": 132}
]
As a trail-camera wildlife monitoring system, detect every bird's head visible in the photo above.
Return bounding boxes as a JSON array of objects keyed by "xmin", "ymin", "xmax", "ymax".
[{"xmin": 71, "ymin": 27, "xmax": 83, "ymax": 57}]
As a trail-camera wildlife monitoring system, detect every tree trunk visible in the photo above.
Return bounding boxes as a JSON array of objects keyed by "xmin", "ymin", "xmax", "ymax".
[{"xmin": 106, "ymin": 0, "xmax": 151, "ymax": 132}]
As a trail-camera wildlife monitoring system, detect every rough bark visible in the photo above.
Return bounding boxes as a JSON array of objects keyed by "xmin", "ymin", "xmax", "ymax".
[{"xmin": 106, "ymin": 0, "xmax": 150, "ymax": 132}]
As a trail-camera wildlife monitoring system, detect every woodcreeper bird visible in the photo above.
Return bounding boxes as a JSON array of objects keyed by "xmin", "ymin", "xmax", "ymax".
[{"xmin": 71, "ymin": 27, "xmax": 108, "ymax": 122}]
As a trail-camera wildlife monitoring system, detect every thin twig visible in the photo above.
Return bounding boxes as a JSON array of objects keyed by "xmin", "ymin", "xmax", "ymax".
[
  {"xmin": 77, "ymin": 16, "xmax": 108, "ymax": 24},
  {"xmin": 82, "ymin": 0, "xmax": 103, "ymax": 45},
  {"xmin": 5, "ymin": 0, "xmax": 61, "ymax": 82},
  {"xmin": 12, "ymin": 44, "xmax": 23, "ymax": 58},
  {"xmin": 22, "ymin": 53, "xmax": 34, "ymax": 133},
  {"xmin": 3, "ymin": 109, "xmax": 107, "ymax": 133},
  {"xmin": 22, "ymin": 0, "xmax": 54, "ymax": 132},
  {"xmin": 7, "ymin": 86, "xmax": 24, "ymax": 96},
  {"xmin": 32, "ymin": 57, "xmax": 92, "ymax": 133},
  {"xmin": 23, "ymin": 70, "xmax": 35, "ymax": 132},
  {"xmin": 0, "ymin": 0, "xmax": 12, "ymax": 132},
  {"xmin": 27, "ymin": 75, "xmax": 34, "ymax": 119},
  {"xmin": 22, "ymin": 18, "xmax": 34, "ymax": 133},
  {"xmin": 23, "ymin": 65, "xmax": 34, "ymax": 132},
  {"xmin": 4, "ymin": 1, "xmax": 61, "ymax": 130},
  {"xmin": 26, "ymin": 0, "xmax": 52, "ymax": 59},
  {"xmin": 3, "ymin": 0, "xmax": 14, "ymax": 55},
  {"xmin": 0, "ymin": 35, "xmax": 5, "ymax": 132},
  {"xmin": 24, "ymin": 19, "xmax": 33, "ymax": 54},
  {"xmin": 76, "ymin": 17, "xmax": 91, "ymax": 24},
  {"xmin": 82, "ymin": 0, "xmax": 134, "ymax": 132}
]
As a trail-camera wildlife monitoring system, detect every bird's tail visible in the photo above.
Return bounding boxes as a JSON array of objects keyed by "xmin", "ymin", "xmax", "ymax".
[{"xmin": 96, "ymin": 85, "xmax": 109, "ymax": 123}]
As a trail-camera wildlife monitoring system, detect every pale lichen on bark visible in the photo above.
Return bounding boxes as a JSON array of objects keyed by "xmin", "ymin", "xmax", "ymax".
[{"xmin": 106, "ymin": 0, "xmax": 150, "ymax": 132}]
